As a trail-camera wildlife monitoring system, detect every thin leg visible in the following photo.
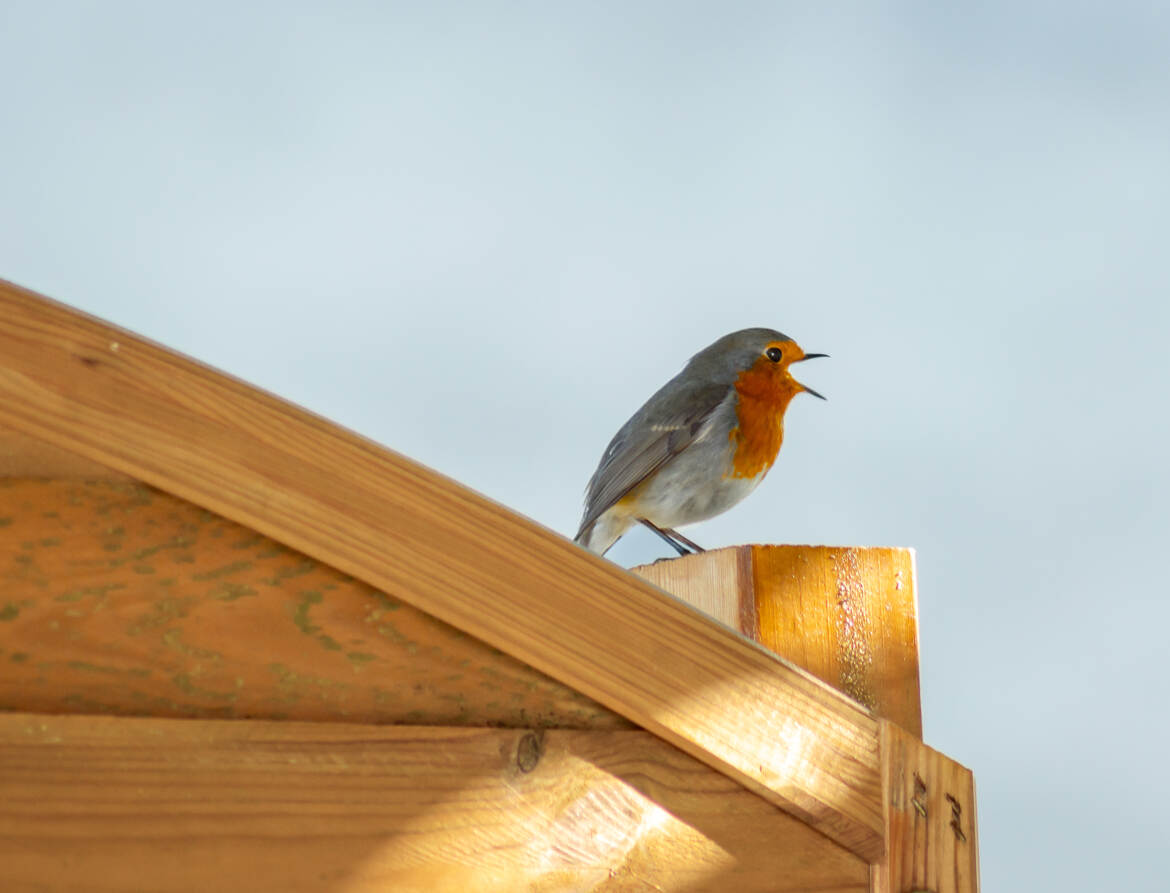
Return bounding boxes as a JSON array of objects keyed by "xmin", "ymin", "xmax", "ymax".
[
  {"xmin": 662, "ymin": 527, "xmax": 705, "ymax": 554},
  {"xmin": 638, "ymin": 518, "xmax": 697, "ymax": 556}
]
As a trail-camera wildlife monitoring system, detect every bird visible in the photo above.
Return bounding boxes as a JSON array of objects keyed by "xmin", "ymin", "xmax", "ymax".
[{"xmin": 575, "ymin": 328, "xmax": 826, "ymax": 556}]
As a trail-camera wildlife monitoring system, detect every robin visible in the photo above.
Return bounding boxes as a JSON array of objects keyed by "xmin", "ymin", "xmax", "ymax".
[{"xmin": 575, "ymin": 328, "xmax": 826, "ymax": 556}]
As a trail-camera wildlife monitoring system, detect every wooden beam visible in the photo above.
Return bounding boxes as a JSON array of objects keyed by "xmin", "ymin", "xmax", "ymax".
[
  {"xmin": 634, "ymin": 546, "xmax": 923, "ymax": 736},
  {"xmin": 0, "ymin": 711, "xmax": 869, "ymax": 893},
  {"xmin": 0, "ymin": 477, "xmax": 627, "ymax": 730},
  {"xmin": 0, "ymin": 280, "xmax": 884, "ymax": 859},
  {"xmin": 873, "ymin": 722, "xmax": 979, "ymax": 893}
]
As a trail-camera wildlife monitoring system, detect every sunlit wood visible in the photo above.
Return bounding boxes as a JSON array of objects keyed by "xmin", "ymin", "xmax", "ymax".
[
  {"xmin": 0, "ymin": 712, "xmax": 869, "ymax": 893},
  {"xmin": 635, "ymin": 545, "xmax": 922, "ymax": 735}
]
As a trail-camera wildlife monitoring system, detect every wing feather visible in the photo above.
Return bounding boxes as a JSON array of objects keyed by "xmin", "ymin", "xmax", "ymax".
[{"xmin": 575, "ymin": 380, "xmax": 730, "ymax": 541}]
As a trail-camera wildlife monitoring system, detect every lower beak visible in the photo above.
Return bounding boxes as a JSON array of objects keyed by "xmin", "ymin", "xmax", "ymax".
[{"xmin": 800, "ymin": 383, "xmax": 826, "ymax": 401}]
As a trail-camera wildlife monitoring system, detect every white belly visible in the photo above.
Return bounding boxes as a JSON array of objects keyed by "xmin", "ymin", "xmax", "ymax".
[{"xmin": 630, "ymin": 436, "xmax": 767, "ymax": 529}]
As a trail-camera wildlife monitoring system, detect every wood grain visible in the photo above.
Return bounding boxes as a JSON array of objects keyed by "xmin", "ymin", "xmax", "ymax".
[
  {"xmin": 0, "ymin": 279, "xmax": 884, "ymax": 859},
  {"xmin": 634, "ymin": 545, "xmax": 923, "ymax": 736},
  {"xmin": 0, "ymin": 477, "xmax": 626, "ymax": 729},
  {"xmin": 873, "ymin": 722, "xmax": 979, "ymax": 893},
  {"xmin": 0, "ymin": 711, "xmax": 868, "ymax": 893}
]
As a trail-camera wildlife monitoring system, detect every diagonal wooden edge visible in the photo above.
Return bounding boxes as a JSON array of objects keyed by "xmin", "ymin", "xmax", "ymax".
[{"xmin": 0, "ymin": 279, "xmax": 884, "ymax": 859}]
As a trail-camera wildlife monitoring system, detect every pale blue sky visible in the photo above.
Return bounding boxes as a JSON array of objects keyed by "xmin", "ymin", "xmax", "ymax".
[{"xmin": 3, "ymin": 3, "xmax": 1169, "ymax": 888}]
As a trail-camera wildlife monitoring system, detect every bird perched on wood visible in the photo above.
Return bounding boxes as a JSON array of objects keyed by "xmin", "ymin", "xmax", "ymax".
[{"xmin": 575, "ymin": 328, "xmax": 826, "ymax": 556}]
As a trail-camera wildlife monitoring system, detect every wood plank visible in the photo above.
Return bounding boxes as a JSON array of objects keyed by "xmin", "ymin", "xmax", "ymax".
[
  {"xmin": 873, "ymin": 722, "xmax": 980, "ymax": 893},
  {"xmin": 0, "ymin": 478, "xmax": 627, "ymax": 729},
  {"xmin": 634, "ymin": 546, "xmax": 923, "ymax": 736},
  {"xmin": 0, "ymin": 712, "xmax": 868, "ymax": 893},
  {"xmin": 0, "ymin": 279, "xmax": 884, "ymax": 859}
]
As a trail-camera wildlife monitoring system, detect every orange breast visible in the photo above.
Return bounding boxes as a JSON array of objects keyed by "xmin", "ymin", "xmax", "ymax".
[{"xmin": 726, "ymin": 358, "xmax": 803, "ymax": 479}]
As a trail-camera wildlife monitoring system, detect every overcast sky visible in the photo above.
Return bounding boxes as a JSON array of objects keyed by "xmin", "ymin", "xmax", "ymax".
[{"xmin": 3, "ymin": 3, "xmax": 1169, "ymax": 889}]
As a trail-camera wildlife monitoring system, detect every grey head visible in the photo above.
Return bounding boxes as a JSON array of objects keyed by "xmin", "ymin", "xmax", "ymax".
[{"xmin": 679, "ymin": 327, "xmax": 794, "ymax": 389}]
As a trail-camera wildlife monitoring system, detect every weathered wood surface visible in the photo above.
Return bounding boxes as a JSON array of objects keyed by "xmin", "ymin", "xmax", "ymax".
[
  {"xmin": 634, "ymin": 545, "xmax": 923, "ymax": 736},
  {"xmin": 0, "ymin": 476, "xmax": 626, "ymax": 729},
  {"xmin": 0, "ymin": 280, "xmax": 885, "ymax": 858},
  {"xmin": 0, "ymin": 711, "xmax": 868, "ymax": 893},
  {"xmin": 874, "ymin": 722, "xmax": 979, "ymax": 893}
]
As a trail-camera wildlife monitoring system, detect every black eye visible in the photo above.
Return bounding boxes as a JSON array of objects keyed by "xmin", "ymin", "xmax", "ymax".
[{"xmin": 765, "ymin": 346, "xmax": 783, "ymax": 362}]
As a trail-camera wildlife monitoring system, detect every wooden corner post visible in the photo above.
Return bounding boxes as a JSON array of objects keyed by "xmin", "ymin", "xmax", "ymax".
[{"xmin": 634, "ymin": 544, "xmax": 923, "ymax": 736}]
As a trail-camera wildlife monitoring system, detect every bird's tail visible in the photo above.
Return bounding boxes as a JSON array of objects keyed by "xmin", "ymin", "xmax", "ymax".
[{"xmin": 574, "ymin": 514, "xmax": 627, "ymax": 556}]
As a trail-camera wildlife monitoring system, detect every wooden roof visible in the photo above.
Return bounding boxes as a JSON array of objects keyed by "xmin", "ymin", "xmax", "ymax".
[{"xmin": 0, "ymin": 278, "xmax": 978, "ymax": 891}]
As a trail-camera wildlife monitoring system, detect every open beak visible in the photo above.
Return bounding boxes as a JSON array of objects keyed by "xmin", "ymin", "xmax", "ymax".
[{"xmin": 795, "ymin": 352, "xmax": 828, "ymax": 400}]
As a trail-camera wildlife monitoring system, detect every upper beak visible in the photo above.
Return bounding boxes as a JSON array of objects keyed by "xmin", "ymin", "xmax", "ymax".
[{"xmin": 795, "ymin": 352, "xmax": 828, "ymax": 400}]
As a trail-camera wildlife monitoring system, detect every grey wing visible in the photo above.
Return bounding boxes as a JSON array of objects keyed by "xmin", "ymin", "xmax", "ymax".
[{"xmin": 575, "ymin": 380, "xmax": 731, "ymax": 541}]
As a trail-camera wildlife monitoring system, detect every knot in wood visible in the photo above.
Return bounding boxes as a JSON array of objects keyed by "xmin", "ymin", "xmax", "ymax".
[{"xmin": 516, "ymin": 731, "xmax": 543, "ymax": 773}]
